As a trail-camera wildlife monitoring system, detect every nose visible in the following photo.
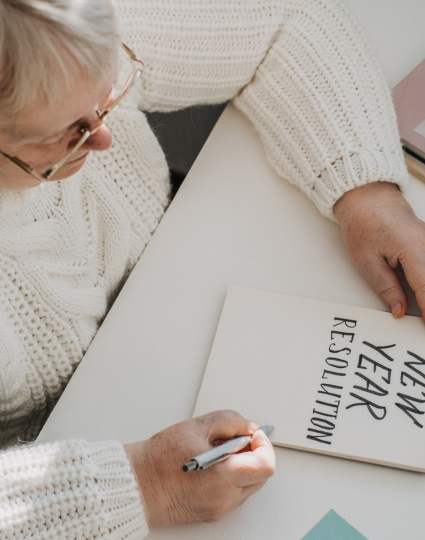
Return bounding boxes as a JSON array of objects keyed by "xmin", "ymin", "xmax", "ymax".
[{"xmin": 83, "ymin": 123, "xmax": 113, "ymax": 152}]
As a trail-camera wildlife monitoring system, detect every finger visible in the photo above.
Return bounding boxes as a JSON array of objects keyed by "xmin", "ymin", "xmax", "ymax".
[
  {"xmin": 221, "ymin": 429, "xmax": 275, "ymax": 487},
  {"xmin": 195, "ymin": 410, "xmax": 258, "ymax": 442},
  {"xmin": 360, "ymin": 256, "xmax": 407, "ymax": 318},
  {"xmin": 398, "ymin": 255, "xmax": 425, "ymax": 320}
]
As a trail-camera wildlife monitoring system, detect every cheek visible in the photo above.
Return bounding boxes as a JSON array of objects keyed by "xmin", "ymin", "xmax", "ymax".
[
  {"xmin": 0, "ymin": 157, "xmax": 42, "ymax": 190},
  {"xmin": 24, "ymin": 142, "xmax": 69, "ymax": 168},
  {"xmin": 49, "ymin": 153, "xmax": 89, "ymax": 181},
  {"xmin": 0, "ymin": 140, "xmax": 85, "ymax": 190}
]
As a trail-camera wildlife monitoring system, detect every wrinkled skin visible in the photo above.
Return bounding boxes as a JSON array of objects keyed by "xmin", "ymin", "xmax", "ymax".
[
  {"xmin": 335, "ymin": 181, "xmax": 425, "ymax": 320},
  {"xmin": 0, "ymin": 70, "xmax": 115, "ymax": 190},
  {"xmin": 124, "ymin": 410, "xmax": 275, "ymax": 527}
]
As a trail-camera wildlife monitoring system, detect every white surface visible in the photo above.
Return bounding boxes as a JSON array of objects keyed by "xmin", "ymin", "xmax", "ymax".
[
  {"xmin": 414, "ymin": 118, "xmax": 425, "ymax": 139},
  {"xmin": 194, "ymin": 286, "xmax": 425, "ymax": 472},
  {"xmin": 39, "ymin": 1, "xmax": 425, "ymax": 539},
  {"xmin": 38, "ymin": 103, "xmax": 425, "ymax": 539}
]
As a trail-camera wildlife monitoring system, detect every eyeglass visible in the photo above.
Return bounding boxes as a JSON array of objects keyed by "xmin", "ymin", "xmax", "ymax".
[{"xmin": 0, "ymin": 43, "xmax": 145, "ymax": 183}]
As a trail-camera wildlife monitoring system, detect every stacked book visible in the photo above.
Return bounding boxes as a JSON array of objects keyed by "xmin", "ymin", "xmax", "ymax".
[{"xmin": 393, "ymin": 59, "xmax": 425, "ymax": 182}]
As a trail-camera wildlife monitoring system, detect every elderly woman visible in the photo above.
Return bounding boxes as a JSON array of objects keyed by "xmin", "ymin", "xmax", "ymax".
[{"xmin": 1, "ymin": 0, "xmax": 424, "ymax": 537}]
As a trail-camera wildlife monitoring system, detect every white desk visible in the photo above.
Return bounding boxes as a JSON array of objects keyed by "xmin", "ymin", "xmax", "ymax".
[{"xmin": 39, "ymin": 1, "xmax": 425, "ymax": 538}]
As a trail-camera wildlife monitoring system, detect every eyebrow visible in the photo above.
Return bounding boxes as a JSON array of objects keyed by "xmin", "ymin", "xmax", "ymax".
[{"xmin": 37, "ymin": 118, "xmax": 82, "ymax": 144}]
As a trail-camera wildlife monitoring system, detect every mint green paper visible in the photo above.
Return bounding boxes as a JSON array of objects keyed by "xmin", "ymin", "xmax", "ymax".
[{"xmin": 301, "ymin": 510, "xmax": 368, "ymax": 540}]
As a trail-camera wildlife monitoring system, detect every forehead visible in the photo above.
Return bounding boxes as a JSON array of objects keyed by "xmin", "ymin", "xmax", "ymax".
[{"xmin": 4, "ymin": 68, "xmax": 116, "ymax": 144}]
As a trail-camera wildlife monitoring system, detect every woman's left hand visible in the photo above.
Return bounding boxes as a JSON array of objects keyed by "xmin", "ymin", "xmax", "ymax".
[{"xmin": 334, "ymin": 181, "xmax": 425, "ymax": 320}]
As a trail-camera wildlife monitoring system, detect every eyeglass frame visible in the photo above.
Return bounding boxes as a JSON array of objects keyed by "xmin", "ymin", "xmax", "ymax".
[{"xmin": 0, "ymin": 43, "xmax": 145, "ymax": 183}]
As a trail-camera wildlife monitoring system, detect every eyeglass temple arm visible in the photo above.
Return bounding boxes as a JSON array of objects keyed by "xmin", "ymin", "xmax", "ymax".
[
  {"xmin": 0, "ymin": 150, "xmax": 44, "ymax": 183},
  {"xmin": 121, "ymin": 43, "xmax": 145, "ymax": 69},
  {"xmin": 97, "ymin": 70, "xmax": 142, "ymax": 119}
]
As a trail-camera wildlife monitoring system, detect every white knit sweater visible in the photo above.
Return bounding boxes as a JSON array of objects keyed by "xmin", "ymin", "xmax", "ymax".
[{"xmin": 0, "ymin": 0, "xmax": 407, "ymax": 537}]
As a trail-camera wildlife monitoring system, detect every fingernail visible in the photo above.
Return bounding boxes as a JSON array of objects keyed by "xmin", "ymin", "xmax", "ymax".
[
  {"xmin": 391, "ymin": 302, "xmax": 402, "ymax": 318},
  {"xmin": 247, "ymin": 420, "xmax": 259, "ymax": 432}
]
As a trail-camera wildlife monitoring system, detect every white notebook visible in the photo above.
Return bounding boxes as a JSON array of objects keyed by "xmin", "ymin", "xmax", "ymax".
[{"xmin": 193, "ymin": 286, "xmax": 425, "ymax": 472}]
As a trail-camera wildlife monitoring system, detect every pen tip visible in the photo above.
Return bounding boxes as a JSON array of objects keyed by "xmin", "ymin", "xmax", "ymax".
[{"xmin": 259, "ymin": 425, "xmax": 275, "ymax": 437}]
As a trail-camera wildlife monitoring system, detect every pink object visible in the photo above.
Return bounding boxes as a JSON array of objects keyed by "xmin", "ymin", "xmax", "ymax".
[{"xmin": 392, "ymin": 59, "xmax": 425, "ymax": 160}]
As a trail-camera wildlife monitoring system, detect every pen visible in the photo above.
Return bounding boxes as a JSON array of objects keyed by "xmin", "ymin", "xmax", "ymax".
[{"xmin": 182, "ymin": 425, "xmax": 275, "ymax": 472}]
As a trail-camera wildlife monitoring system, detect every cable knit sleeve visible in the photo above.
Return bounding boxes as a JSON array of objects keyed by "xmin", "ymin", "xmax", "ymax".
[
  {"xmin": 0, "ymin": 439, "xmax": 149, "ymax": 539},
  {"xmin": 114, "ymin": 0, "xmax": 407, "ymax": 219}
]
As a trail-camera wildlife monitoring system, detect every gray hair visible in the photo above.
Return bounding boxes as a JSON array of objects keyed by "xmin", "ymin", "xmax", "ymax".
[{"xmin": 0, "ymin": 0, "xmax": 119, "ymax": 117}]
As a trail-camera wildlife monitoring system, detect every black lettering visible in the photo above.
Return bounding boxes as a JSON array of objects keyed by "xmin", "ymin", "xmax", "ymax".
[
  {"xmin": 329, "ymin": 344, "xmax": 351, "ymax": 355},
  {"xmin": 311, "ymin": 418, "xmax": 335, "ymax": 430},
  {"xmin": 357, "ymin": 355, "xmax": 391, "ymax": 384},
  {"xmin": 307, "ymin": 428, "xmax": 333, "ymax": 445},
  {"xmin": 404, "ymin": 351, "xmax": 425, "ymax": 380},
  {"xmin": 318, "ymin": 384, "xmax": 342, "ymax": 399},
  {"xmin": 322, "ymin": 370, "xmax": 346, "ymax": 379},
  {"xmin": 346, "ymin": 392, "xmax": 387, "ymax": 420},
  {"xmin": 353, "ymin": 372, "xmax": 389, "ymax": 397},
  {"xmin": 400, "ymin": 371, "xmax": 425, "ymax": 389},
  {"xmin": 312, "ymin": 408, "xmax": 337, "ymax": 419},
  {"xmin": 363, "ymin": 341, "xmax": 395, "ymax": 363},
  {"xmin": 326, "ymin": 357, "xmax": 349, "ymax": 369},
  {"xmin": 315, "ymin": 399, "xmax": 341, "ymax": 415},
  {"xmin": 333, "ymin": 317, "xmax": 357, "ymax": 328},
  {"xmin": 395, "ymin": 393, "xmax": 425, "ymax": 428},
  {"xmin": 331, "ymin": 331, "xmax": 355, "ymax": 342}
]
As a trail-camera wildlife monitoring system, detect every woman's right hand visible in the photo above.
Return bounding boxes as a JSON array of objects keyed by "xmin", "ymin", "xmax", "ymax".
[{"xmin": 124, "ymin": 410, "xmax": 275, "ymax": 528}]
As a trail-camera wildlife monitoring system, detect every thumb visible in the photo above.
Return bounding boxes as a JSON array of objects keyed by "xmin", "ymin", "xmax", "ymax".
[
  {"xmin": 250, "ymin": 428, "xmax": 274, "ymax": 454},
  {"xmin": 398, "ymin": 255, "xmax": 425, "ymax": 321},
  {"xmin": 221, "ymin": 428, "xmax": 275, "ymax": 487},
  {"xmin": 361, "ymin": 257, "xmax": 407, "ymax": 318}
]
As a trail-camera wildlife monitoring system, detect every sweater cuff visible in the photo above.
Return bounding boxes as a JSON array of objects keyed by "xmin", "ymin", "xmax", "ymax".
[
  {"xmin": 86, "ymin": 440, "xmax": 150, "ymax": 540},
  {"xmin": 311, "ymin": 150, "xmax": 409, "ymax": 221}
]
